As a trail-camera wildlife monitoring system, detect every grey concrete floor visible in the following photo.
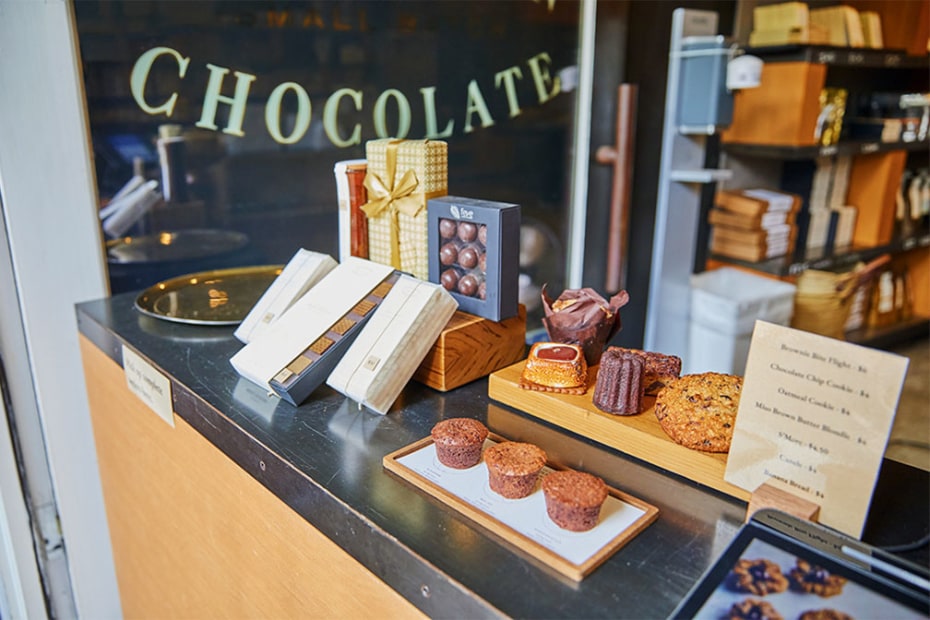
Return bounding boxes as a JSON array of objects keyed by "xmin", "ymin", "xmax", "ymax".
[{"xmin": 886, "ymin": 337, "xmax": 930, "ymax": 471}]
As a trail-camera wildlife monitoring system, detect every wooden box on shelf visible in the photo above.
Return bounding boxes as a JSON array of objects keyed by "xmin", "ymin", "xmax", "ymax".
[
  {"xmin": 721, "ymin": 62, "xmax": 826, "ymax": 147},
  {"xmin": 413, "ymin": 305, "xmax": 526, "ymax": 392},
  {"xmin": 847, "ymin": 151, "xmax": 907, "ymax": 247},
  {"xmin": 900, "ymin": 248, "xmax": 930, "ymax": 318}
]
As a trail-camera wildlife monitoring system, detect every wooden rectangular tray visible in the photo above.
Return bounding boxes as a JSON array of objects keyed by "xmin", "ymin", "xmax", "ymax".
[
  {"xmin": 383, "ymin": 434, "xmax": 659, "ymax": 581},
  {"xmin": 488, "ymin": 361, "xmax": 752, "ymax": 501}
]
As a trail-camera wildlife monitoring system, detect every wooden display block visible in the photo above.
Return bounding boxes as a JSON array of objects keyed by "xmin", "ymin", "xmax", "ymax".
[
  {"xmin": 848, "ymin": 151, "xmax": 907, "ymax": 247},
  {"xmin": 721, "ymin": 62, "xmax": 826, "ymax": 147},
  {"xmin": 488, "ymin": 361, "xmax": 752, "ymax": 501},
  {"xmin": 746, "ymin": 483, "xmax": 820, "ymax": 523},
  {"xmin": 414, "ymin": 306, "xmax": 526, "ymax": 392}
]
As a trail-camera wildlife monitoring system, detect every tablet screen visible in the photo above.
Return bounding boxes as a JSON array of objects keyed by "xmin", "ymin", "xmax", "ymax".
[{"xmin": 673, "ymin": 514, "xmax": 929, "ymax": 619}]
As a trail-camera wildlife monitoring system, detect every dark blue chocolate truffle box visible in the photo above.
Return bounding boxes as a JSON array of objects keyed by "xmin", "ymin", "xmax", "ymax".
[{"xmin": 428, "ymin": 196, "xmax": 520, "ymax": 322}]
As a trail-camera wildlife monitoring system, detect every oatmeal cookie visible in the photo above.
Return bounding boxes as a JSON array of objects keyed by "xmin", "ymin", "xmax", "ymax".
[
  {"xmin": 726, "ymin": 558, "xmax": 789, "ymax": 595},
  {"xmin": 727, "ymin": 598, "xmax": 784, "ymax": 620},
  {"xmin": 653, "ymin": 372, "xmax": 742, "ymax": 452},
  {"xmin": 789, "ymin": 559, "xmax": 848, "ymax": 597}
]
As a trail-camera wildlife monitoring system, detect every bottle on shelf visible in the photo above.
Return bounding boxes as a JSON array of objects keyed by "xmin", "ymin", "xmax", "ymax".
[{"xmin": 867, "ymin": 267, "xmax": 897, "ymax": 328}]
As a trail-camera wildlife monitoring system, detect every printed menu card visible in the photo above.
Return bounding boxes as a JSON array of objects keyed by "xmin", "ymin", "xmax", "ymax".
[{"xmin": 725, "ymin": 321, "xmax": 910, "ymax": 537}]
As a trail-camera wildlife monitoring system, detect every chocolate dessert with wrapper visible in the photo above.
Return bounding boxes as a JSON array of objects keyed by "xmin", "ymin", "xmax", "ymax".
[{"xmin": 541, "ymin": 286, "xmax": 630, "ymax": 365}]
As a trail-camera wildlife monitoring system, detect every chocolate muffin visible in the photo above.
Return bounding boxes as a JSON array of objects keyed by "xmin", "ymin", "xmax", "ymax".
[
  {"xmin": 484, "ymin": 442, "xmax": 547, "ymax": 499},
  {"xmin": 430, "ymin": 418, "xmax": 488, "ymax": 469},
  {"xmin": 541, "ymin": 470, "xmax": 608, "ymax": 532}
]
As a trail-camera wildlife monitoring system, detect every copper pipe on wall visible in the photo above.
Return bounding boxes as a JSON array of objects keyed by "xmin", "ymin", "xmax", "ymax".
[{"xmin": 595, "ymin": 84, "xmax": 638, "ymax": 293}]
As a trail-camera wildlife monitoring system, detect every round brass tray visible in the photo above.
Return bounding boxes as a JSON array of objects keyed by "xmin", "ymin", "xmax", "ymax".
[{"xmin": 134, "ymin": 265, "xmax": 283, "ymax": 326}]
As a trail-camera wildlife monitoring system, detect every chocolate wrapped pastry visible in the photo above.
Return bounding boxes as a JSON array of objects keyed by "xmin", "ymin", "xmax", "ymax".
[{"xmin": 541, "ymin": 286, "xmax": 630, "ymax": 366}]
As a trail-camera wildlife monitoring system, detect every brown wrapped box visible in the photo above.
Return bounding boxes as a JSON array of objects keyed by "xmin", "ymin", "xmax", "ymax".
[{"xmin": 362, "ymin": 139, "xmax": 448, "ymax": 280}]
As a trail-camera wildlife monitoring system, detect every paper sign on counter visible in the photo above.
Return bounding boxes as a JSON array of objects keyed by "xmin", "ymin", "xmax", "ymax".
[
  {"xmin": 725, "ymin": 321, "xmax": 909, "ymax": 537},
  {"xmin": 123, "ymin": 345, "xmax": 174, "ymax": 428}
]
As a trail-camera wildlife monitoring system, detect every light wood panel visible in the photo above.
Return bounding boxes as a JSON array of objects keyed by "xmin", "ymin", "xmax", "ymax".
[
  {"xmin": 79, "ymin": 336, "xmax": 423, "ymax": 619},
  {"xmin": 488, "ymin": 361, "xmax": 752, "ymax": 501},
  {"xmin": 848, "ymin": 151, "xmax": 908, "ymax": 247},
  {"xmin": 901, "ymin": 248, "xmax": 930, "ymax": 317},
  {"xmin": 721, "ymin": 62, "xmax": 826, "ymax": 147}
]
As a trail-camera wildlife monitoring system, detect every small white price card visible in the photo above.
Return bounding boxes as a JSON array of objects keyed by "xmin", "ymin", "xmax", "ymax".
[
  {"xmin": 725, "ymin": 321, "xmax": 909, "ymax": 537},
  {"xmin": 122, "ymin": 345, "xmax": 174, "ymax": 428}
]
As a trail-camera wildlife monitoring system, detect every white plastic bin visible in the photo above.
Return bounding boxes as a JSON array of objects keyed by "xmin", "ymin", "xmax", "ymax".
[{"xmin": 687, "ymin": 268, "xmax": 797, "ymax": 375}]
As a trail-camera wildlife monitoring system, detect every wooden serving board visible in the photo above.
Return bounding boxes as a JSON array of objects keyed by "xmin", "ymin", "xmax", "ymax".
[
  {"xmin": 384, "ymin": 434, "xmax": 658, "ymax": 582},
  {"xmin": 488, "ymin": 361, "xmax": 752, "ymax": 502}
]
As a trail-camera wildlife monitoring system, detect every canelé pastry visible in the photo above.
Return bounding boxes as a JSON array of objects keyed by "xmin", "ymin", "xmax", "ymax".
[
  {"xmin": 520, "ymin": 342, "xmax": 588, "ymax": 395},
  {"xmin": 592, "ymin": 348, "xmax": 645, "ymax": 415},
  {"xmin": 541, "ymin": 286, "xmax": 630, "ymax": 365},
  {"xmin": 430, "ymin": 418, "xmax": 489, "ymax": 469},
  {"xmin": 608, "ymin": 346, "xmax": 682, "ymax": 395},
  {"xmin": 726, "ymin": 558, "xmax": 789, "ymax": 595},
  {"xmin": 541, "ymin": 469, "xmax": 608, "ymax": 532},
  {"xmin": 484, "ymin": 442, "xmax": 547, "ymax": 499},
  {"xmin": 654, "ymin": 372, "xmax": 742, "ymax": 453},
  {"xmin": 789, "ymin": 560, "xmax": 847, "ymax": 597},
  {"xmin": 727, "ymin": 598, "xmax": 783, "ymax": 620}
]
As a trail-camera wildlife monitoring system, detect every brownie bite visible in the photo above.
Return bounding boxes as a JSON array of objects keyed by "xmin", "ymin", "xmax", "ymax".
[
  {"xmin": 484, "ymin": 442, "xmax": 547, "ymax": 499},
  {"xmin": 430, "ymin": 418, "xmax": 488, "ymax": 469},
  {"xmin": 541, "ymin": 470, "xmax": 609, "ymax": 532}
]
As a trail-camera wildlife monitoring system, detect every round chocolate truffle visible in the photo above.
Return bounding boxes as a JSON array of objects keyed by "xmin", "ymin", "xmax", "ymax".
[
  {"xmin": 439, "ymin": 242, "xmax": 459, "ymax": 266},
  {"xmin": 477, "ymin": 224, "xmax": 488, "ymax": 246},
  {"xmin": 478, "ymin": 251, "xmax": 487, "ymax": 274},
  {"xmin": 440, "ymin": 268, "xmax": 460, "ymax": 291},
  {"xmin": 458, "ymin": 245, "xmax": 479, "ymax": 269},
  {"xmin": 457, "ymin": 221, "xmax": 478, "ymax": 242},
  {"xmin": 439, "ymin": 218, "xmax": 458, "ymax": 239},
  {"xmin": 478, "ymin": 281, "xmax": 487, "ymax": 300},
  {"xmin": 458, "ymin": 273, "xmax": 479, "ymax": 296}
]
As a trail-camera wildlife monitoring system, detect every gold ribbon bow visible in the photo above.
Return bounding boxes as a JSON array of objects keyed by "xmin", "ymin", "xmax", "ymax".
[{"xmin": 361, "ymin": 141, "xmax": 424, "ymax": 270}]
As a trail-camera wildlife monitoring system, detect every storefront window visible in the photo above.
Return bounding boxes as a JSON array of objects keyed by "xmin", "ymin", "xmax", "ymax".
[{"xmin": 75, "ymin": 0, "xmax": 583, "ymax": 327}]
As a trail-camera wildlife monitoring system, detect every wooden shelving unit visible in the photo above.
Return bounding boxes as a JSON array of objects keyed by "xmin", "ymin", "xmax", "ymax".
[{"xmin": 704, "ymin": 24, "xmax": 929, "ymax": 347}]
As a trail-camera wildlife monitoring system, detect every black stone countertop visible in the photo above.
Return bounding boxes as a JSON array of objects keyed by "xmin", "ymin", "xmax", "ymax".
[{"xmin": 76, "ymin": 292, "xmax": 929, "ymax": 618}]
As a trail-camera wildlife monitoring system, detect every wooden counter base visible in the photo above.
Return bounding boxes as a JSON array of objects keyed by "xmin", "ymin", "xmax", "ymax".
[{"xmin": 79, "ymin": 336, "xmax": 423, "ymax": 619}]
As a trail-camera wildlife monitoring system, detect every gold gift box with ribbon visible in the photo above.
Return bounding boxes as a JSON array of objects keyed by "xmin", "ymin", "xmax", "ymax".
[{"xmin": 362, "ymin": 139, "xmax": 448, "ymax": 280}]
